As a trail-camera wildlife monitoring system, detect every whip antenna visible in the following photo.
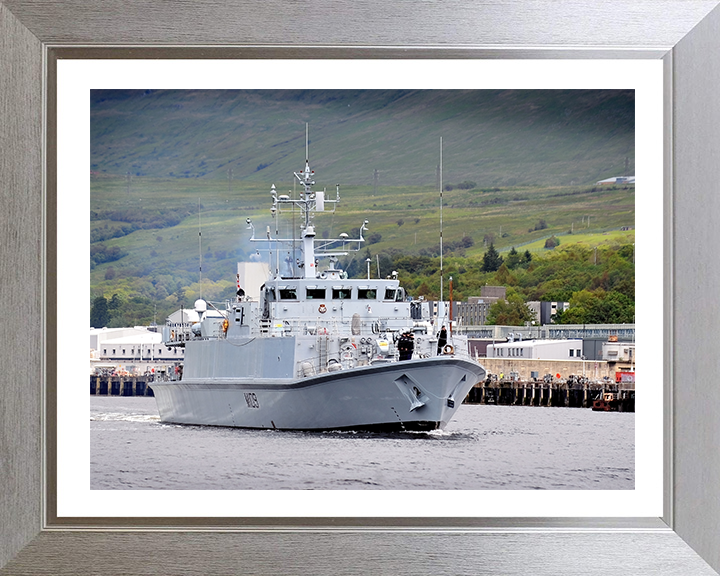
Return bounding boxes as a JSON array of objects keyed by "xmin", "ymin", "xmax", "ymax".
[{"xmin": 198, "ymin": 198, "xmax": 202, "ymax": 300}]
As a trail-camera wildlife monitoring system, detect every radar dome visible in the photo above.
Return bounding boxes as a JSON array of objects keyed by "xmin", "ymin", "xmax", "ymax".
[{"xmin": 194, "ymin": 299, "xmax": 208, "ymax": 312}]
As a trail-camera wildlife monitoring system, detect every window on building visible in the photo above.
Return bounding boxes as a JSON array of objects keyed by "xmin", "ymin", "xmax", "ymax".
[{"xmin": 569, "ymin": 349, "xmax": 574, "ymax": 357}]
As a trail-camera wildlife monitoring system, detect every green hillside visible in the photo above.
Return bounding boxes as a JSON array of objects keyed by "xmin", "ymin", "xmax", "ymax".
[
  {"xmin": 90, "ymin": 89, "xmax": 635, "ymax": 327},
  {"xmin": 91, "ymin": 89, "xmax": 634, "ymax": 187}
]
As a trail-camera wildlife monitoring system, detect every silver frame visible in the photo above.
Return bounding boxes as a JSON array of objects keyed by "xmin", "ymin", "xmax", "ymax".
[{"xmin": 2, "ymin": 1, "xmax": 720, "ymax": 574}]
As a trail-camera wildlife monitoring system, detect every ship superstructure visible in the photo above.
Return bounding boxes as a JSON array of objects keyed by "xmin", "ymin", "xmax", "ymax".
[{"xmin": 153, "ymin": 132, "xmax": 485, "ymax": 431}]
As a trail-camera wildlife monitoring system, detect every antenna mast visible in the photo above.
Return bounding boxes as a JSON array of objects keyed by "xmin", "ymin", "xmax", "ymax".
[
  {"xmin": 440, "ymin": 137, "xmax": 444, "ymax": 306},
  {"xmin": 198, "ymin": 198, "xmax": 203, "ymax": 300}
]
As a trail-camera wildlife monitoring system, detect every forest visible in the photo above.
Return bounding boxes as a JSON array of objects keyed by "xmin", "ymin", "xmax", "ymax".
[{"xmin": 91, "ymin": 240, "xmax": 634, "ymax": 328}]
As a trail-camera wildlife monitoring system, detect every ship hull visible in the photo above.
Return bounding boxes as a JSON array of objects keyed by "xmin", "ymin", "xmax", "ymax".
[{"xmin": 151, "ymin": 357, "xmax": 485, "ymax": 431}]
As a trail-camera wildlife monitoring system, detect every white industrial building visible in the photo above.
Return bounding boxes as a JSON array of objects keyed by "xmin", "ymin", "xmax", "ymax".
[
  {"xmin": 602, "ymin": 340, "xmax": 635, "ymax": 364},
  {"xmin": 595, "ymin": 176, "xmax": 635, "ymax": 185},
  {"xmin": 486, "ymin": 338, "xmax": 584, "ymax": 360},
  {"xmin": 89, "ymin": 326, "xmax": 184, "ymax": 375}
]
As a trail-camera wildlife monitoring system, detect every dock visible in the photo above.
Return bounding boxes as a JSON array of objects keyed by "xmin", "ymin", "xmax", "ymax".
[
  {"xmin": 464, "ymin": 376, "xmax": 634, "ymax": 411},
  {"xmin": 90, "ymin": 375, "xmax": 155, "ymax": 397}
]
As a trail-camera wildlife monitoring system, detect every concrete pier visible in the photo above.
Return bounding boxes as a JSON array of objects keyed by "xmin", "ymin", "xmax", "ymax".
[
  {"xmin": 464, "ymin": 378, "xmax": 634, "ymax": 411},
  {"xmin": 90, "ymin": 375, "xmax": 155, "ymax": 397}
]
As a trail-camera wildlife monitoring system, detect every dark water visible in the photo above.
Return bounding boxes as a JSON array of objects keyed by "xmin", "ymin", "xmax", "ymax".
[{"xmin": 91, "ymin": 396, "xmax": 634, "ymax": 490}]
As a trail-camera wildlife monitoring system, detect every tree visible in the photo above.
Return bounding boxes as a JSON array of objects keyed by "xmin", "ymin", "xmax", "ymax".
[
  {"xmin": 505, "ymin": 247, "xmax": 521, "ymax": 269},
  {"xmin": 494, "ymin": 263, "xmax": 516, "ymax": 285},
  {"xmin": 555, "ymin": 289, "xmax": 635, "ymax": 324},
  {"xmin": 416, "ymin": 281, "xmax": 432, "ymax": 298},
  {"xmin": 544, "ymin": 236, "xmax": 560, "ymax": 249},
  {"xmin": 459, "ymin": 235, "xmax": 475, "ymax": 248},
  {"xmin": 108, "ymin": 293, "xmax": 123, "ymax": 311},
  {"xmin": 486, "ymin": 294, "xmax": 533, "ymax": 326},
  {"xmin": 90, "ymin": 296, "xmax": 110, "ymax": 328},
  {"xmin": 482, "ymin": 243, "xmax": 503, "ymax": 272}
]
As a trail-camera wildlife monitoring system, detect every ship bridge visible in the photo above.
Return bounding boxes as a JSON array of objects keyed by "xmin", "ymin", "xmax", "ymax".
[{"xmin": 257, "ymin": 273, "xmax": 411, "ymax": 336}]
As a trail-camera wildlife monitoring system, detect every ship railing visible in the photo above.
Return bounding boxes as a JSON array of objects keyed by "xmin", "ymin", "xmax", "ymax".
[
  {"xmin": 251, "ymin": 317, "xmax": 413, "ymax": 338},
  {"xmin": 293, "ymin": 337, "xmax": 473, "ymax": 379},
  {"xmin": 162, "ymin": 322, "xmax": 195, "ymax": 345},
  {"xmin": 295, "ymin": 348, "xmax": 394, "ymax": 379}
]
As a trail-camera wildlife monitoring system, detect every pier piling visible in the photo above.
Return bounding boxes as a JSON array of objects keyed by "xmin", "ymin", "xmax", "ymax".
[
  {"xmin": 90, "ymin": 376, "xmax": 155, "ymax": 397},
  {"xmin": 464, "ymin": 378, "xmax": 633, "ymax": 412}
]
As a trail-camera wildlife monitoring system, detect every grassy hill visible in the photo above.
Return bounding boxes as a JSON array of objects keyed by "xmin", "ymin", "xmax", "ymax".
[
  {"xmin": 91, "ymin": 89, "xmax": 634, "ymax": 187},
  {"xmin": 90, "ymin": 89, "xmax": 635, "ymax": 326}
]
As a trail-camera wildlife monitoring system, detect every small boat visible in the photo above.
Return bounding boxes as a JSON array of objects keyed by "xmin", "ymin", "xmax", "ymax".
[{"xmin": 152, "ymin": 132, "xmax": 485, "ymax": 431}]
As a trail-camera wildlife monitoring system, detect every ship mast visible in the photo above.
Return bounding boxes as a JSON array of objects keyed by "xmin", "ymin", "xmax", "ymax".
[
  {"xmin": 296, "ymin": 124, "xmax": 317, "ymax": 277},
  {"xmin": 246, "ymin": 124, "xmax": 368, "ymax": 279}
]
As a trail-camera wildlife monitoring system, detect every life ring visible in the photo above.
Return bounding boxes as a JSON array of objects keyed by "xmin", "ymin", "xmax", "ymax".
[
  {"xmin": 171, "ymin": 330, "xmax": 175, "ymax": 339},
  {"xmin": 443, "ymin": 344, "xmax": 455, "ymax": 355},
  {"xmin": 222, "ymin": 319, "xmax": 229, "ymax": 333}
]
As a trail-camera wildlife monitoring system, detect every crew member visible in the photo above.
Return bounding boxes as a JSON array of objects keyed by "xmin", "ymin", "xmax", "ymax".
[{"xmin": 437, "ymin": 325, "xmax": 448, "ymax": 355}]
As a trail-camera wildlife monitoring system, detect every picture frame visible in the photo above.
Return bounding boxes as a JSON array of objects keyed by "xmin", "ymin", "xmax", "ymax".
[{"xmin": 2, "ymin": 1, "xmax": 720, "ymax": 574}]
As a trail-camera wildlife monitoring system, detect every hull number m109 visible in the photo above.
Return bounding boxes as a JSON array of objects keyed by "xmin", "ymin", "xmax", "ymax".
[{"xmin": 244, "ymin": 392, "xmax": 260, "ymax": 409}]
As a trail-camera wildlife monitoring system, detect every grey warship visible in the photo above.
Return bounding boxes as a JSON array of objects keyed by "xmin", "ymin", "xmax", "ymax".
[{"xmin": 152, "ymin": 135, "xmax": 486, "ymax": 431}]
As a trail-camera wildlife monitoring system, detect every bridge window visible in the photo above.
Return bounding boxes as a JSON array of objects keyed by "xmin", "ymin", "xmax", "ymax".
[
  {"xmin": 279, "ymin": 288, "xmax": 297, "ymax": 300},
  {"xmin": 358, "ymin": 289, "xmax": 377, "ymax": 300},
  {"xmin": 384, "ymin": 288, "xmax": 396, "ymax": 300},
  {"xmin": 332, "ymin": 288, "xmax": 352, "ymax": 300},
  {"xmin": 306, "ymin": 288, "xmax": 326, "ymax": 299}
]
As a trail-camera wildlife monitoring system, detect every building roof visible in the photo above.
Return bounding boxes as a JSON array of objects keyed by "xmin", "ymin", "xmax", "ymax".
[{"xmin": 595, "ymin": 176, "xmax": 635, "ymax": 185}]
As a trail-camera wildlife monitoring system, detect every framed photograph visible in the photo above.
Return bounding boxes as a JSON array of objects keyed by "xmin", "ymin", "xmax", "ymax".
[
  {"xmin": 66, "ymin": 63, "xmax": 659, "ymax": 512},
  {"xmin": 2, "ymin": 1, "xmax": 720, "ymax": 574}
]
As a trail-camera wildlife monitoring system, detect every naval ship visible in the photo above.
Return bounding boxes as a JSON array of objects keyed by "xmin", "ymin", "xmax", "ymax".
[{"xmin": 153, "ymin": 140, "xmax": 486, "ymax": 431}]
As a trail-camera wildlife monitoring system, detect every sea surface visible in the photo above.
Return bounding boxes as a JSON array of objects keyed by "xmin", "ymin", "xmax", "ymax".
[{"xmin": 91, "ymin": 396, "xmax": 634, "ymax": 490}]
